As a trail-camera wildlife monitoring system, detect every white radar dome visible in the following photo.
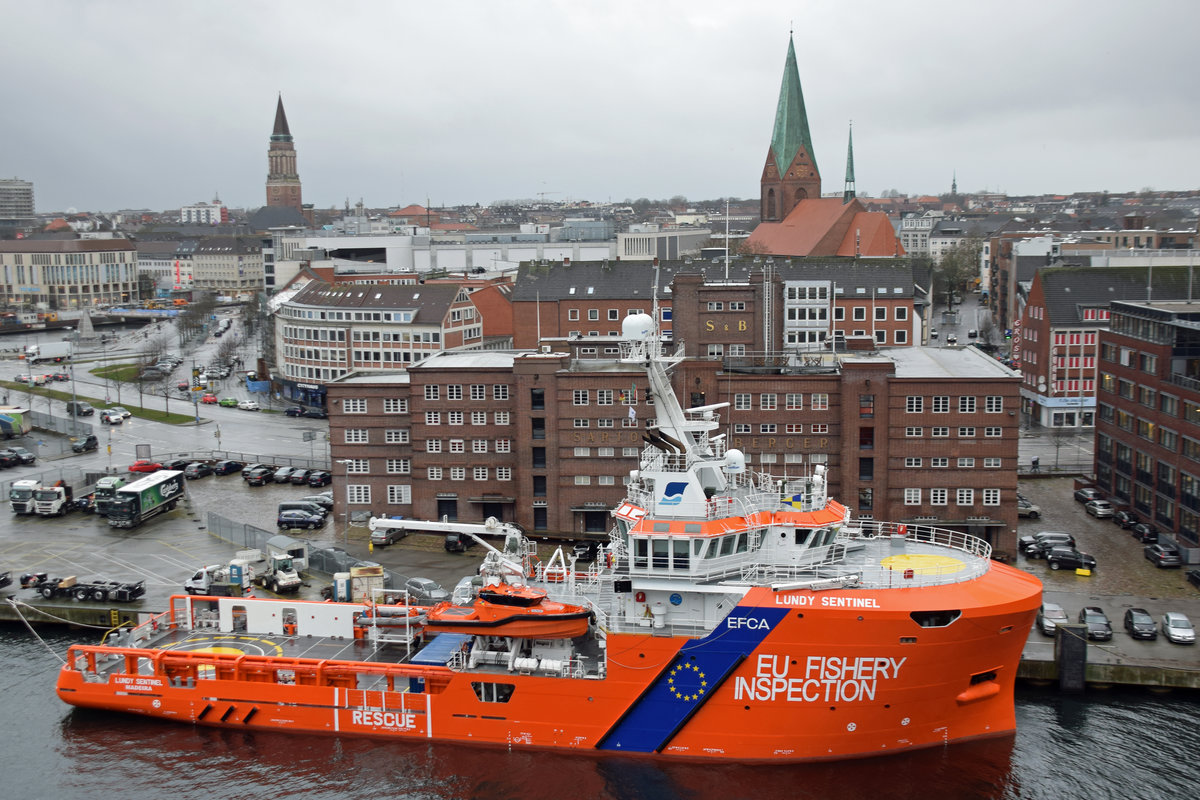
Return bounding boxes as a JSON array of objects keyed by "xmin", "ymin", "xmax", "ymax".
[
  {"xmin": 723, "ymin": 449, "xmax": 745, "ymax": 473},
  {"xmin": 621, "ymin": 313, "xmax": 655, "ymax": 340}
]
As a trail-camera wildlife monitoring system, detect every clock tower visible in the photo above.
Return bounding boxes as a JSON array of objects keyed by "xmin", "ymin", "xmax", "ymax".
[
  {"xmin": 266, "ymin": 94, "xmax": 303, "ymax": 212},
  {"xmin": 760, "ymin": 35, "xmax": 820, "ymax": 222}
]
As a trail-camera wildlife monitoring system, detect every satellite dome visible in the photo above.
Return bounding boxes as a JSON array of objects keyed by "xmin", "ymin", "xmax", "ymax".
[
  {"xmin": 723, "ymin": 449, "xmax": 745, "ymax": 473},
  {"xmin": 621, "ymin": 313, "xmax": 655, "ymax": 340}
]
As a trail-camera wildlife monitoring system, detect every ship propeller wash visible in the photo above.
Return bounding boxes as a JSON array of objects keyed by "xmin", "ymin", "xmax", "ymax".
[{"xmin": 54, "ymin": 312, "xmax": 1041, "ymax": 762}]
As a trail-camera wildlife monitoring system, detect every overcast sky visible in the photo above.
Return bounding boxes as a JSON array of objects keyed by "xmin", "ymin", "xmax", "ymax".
[{"xmin": 4, "ymin": 1, "xmax": 1198, "ymax": 214}]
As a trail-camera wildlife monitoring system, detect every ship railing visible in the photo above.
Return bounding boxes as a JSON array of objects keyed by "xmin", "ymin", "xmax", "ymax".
[{"xmin": 846, "ymin": 520, "xmax": 993, "ymax": 560}]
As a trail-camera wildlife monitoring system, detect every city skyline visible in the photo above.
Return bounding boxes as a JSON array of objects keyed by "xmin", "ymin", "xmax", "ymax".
[{"xmin": 4, "ymin": 1, "xmax": 1198, "ymax": 213}]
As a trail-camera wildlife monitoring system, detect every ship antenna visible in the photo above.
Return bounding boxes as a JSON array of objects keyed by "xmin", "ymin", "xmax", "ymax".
[{"xmin": 724, "ymin": 197, "xmax": 731, "ymax": 281}]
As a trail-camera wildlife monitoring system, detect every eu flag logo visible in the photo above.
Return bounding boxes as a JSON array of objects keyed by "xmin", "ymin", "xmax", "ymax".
[{"xmin": 667, "ymin": 661, "xmax": 707, "ymax": 702}]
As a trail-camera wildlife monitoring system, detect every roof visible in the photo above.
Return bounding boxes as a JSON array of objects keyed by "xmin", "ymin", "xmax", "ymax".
[
  {"xmin": 271, "ymin": 94, "xmax": 292, "ymax": 141},
  {"xmin": 510, "ymin": 257, "xmax": 919, "ymax": 302},
  {"xmin": 289, "ymin": 281, "xmax": 463, "ymax": 321},
  {"xmin": 247, "ymin": 206, "xmax": 308, "ymax": 231},
  {"xmin": 0, "ymin": 238, "xmax": 134, "ymax": 253},
  {"xmin": 744, "ymin": 198, "xmax": 901, "ymax": 257},
  {"xmin": 876, "ymin": 344, "xmax": 1017, "ymax": 380},
  {"xmin": 770, "ymin": 36, "xmax": 817, "ymax": 179},
  {"xmin": 410, "ymin": 350, "xmax": 518, "ymax": 371},
  {"xmin": 1039, "ymin": 265, "xmax": 1200, "ymax": 325}
]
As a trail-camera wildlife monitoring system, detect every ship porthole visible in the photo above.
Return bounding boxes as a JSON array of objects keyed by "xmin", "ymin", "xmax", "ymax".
[
  {"xmin": 795, "ymin": 613, "xmax": 804, "ymax": 619},
  {"xmin": 846, "ymin": 722, "xmax": 856, "ymax": 732},
  {"xmin": 744, "ymin": 706, "xmax": 750, "ymax": 711}
]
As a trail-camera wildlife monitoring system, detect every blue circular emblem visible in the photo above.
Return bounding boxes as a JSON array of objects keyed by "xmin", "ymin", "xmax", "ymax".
[{"xmin": 669, "ymin": 592, "xmax": 682, "ymax": 606}]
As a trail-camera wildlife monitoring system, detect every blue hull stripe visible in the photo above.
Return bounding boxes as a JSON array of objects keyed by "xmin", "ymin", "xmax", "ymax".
[{"xmin": 597, "ymin": 606, "xmax": 787, "ymax": 753}]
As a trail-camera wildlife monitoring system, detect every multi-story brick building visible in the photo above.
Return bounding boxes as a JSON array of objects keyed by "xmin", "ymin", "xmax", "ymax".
[{"xmin": 1095, "ymin": 300, "xmax": 1200, "ymax": 562}]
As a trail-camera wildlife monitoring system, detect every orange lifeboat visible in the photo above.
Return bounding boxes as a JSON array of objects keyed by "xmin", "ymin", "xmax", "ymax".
[{"xmin": 423, "ymin": 583, "xmax": 592, "ymax": 639}]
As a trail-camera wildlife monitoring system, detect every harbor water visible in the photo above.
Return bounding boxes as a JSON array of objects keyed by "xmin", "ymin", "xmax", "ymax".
[{"xmin": 2, "ymin": 624, "xmax": 1195, "ymax": 800}]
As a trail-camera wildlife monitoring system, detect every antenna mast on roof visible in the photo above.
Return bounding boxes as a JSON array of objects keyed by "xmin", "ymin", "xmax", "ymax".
[{"xmin": 724, "ymin": 197, "xmax": 731, "ymax": 281}]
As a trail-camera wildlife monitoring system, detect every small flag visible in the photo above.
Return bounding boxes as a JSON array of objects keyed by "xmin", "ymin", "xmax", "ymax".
[{"xmin": 628, "ymin": 405, "xmax": 636, "ymax": 421}]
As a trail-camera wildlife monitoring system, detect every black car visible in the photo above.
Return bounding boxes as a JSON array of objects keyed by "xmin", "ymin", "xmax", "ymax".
[
  {"xmin": 1046, "ymin": 546, "xmax": 1097, "ymax": 571},
  {"xmin": 303, "ymin": 408, "xmax": 328, "ymax": 419},
  {"xmin": 299, "ymin": 494, "xmax": 334, "ymax": 510},
  {"xmin": 183, "ymin": 462, "xmax": 213, "ymax": 479},
  {"xmin": 284, "ymin": 406, "xmax": 305, "ymax": 417},
  {"xmin": 71, "ymin": 434, "xmax": 99, "ymax": 453},
  {"xmin": 7, "ymin": 446, "xmax": 35, "ymax": 465},
  {"xmin": 277, "ymin": 509, "xmax": 325, "ymax": 530},
  {"xmin": 273, "ymin": 466, "xmax": 297, "ymax": 483},
  {"xmin": 1020, "ymin": 532, "xmax": 1076, "ymax": 558},
  {"xmin": 1112, "ymin": 510, "xmax": 1138, "ymax": 529},
  {"xmin": 307, "ymin": 470, "xmax": 332, "ymax": 487},
  {"xmin": 1124, "ymin": 608, "xmax": 1158, "ymax": 640},
  {"xmin": 444, "ymin": 532, "xmax": 477, "ymax": 552},
  {"xmin": 213, "ymin": 459, "xmax": 244, "ymax": 476},
  {"xmin": 289, "ymin": 469, "xmax": 313, "ymax": 485},
  {"xmin": 245, "ymin": 466, "xmax": 274, "ymax": 486},
  {"xmin": 161, "ymin": 458, "xmax": 191, "ymax": 472},
  {"xmin": 242, "ymin": 462, "xmax": 271, "ymax": 480},
  {"xmin": 0, "ymin": 450, "xmax": 20, "ymax": 468},
  {"xmin": 1079, "ymin": 606, "xmax": 1113, "ymax": 641},
  {"xmin": 1131, "ymin": 523, "xmax": 1159, "ymax": 543}
]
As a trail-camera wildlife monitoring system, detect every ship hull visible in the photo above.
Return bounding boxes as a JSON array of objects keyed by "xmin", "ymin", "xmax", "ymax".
[{"xmin": 55, "ymin": 564, "xmax": 1040, "ymax": 762}]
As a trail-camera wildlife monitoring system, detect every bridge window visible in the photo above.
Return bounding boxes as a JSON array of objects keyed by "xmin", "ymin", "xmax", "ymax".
[
  {"xmin": 472, "ymin": 682, "xmax": 515, "ymax": 703},
  {"xmin": 632, "ymin": 538, "xmax": 648, "ymax": 569},
  {"xmin": 673, "ymin": 539, "xmax": 690, "ymax": 570},
  {"xmin": 719, "ymin": 535, "xmax": 736, "ymax": 557},
  {"xmin": 652, "ymin": 539, "xmax": 669, "ymax": 569}
]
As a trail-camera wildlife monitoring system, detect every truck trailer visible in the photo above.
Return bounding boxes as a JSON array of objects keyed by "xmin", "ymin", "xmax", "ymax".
[
  {"xmin": 25, "ymin": 341, "xmax": 72, "ymax": 364},
  {"xmin": 107, "ymin": 470, "xmax": 185, "ymax": 529}
]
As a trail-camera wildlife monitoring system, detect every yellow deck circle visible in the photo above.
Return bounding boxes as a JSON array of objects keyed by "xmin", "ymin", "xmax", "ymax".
[{"xmin": 880, "ymin": 553, "xmax": 965, "ymax": 574}]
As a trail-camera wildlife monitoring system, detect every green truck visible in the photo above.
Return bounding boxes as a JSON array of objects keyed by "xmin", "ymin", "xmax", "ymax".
[
  {"xmin": 92, "ymin": 476, "xmax": 128, "ymax": 516},
  {"xmin": 107, "ymin": 470, "xmax": 186, "ymax": 529}
]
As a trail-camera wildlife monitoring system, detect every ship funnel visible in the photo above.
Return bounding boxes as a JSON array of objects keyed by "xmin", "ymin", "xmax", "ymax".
[
  {"xmin": 621, "ymin": 313, "xmax": 655, "ymax": 340},
  {"xmin": 723, "ymin": 449, "xmax": 745, "ymax": 474}
]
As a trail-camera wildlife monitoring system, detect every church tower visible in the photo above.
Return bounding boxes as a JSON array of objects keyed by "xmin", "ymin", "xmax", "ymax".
[
  {"xmin": 843, "ymin": 122, "xmax": 856, "ymax": 203},
  {"xmin": 760, "ymin": 35, "xmax": 820, "ymax": 222},
  {"xmin": 266, "ymin": 94, "xmax": 303, "ymax": 211}
]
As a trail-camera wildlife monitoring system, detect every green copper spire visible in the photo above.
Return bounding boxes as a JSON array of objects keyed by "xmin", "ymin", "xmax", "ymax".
[
  {"xmin": 771, "ymin": 36, "xmax": 817, "ymax": 179},
  {"xmin": 843, "ymin": 122, "xmax": 856, "ymax": 202}
]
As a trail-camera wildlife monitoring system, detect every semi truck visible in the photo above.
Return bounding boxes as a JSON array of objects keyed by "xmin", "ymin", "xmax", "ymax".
[
  {"xmin": 9, "ymin": 479, "xmax": 40, "ymax": 514},
  {"xmin": 0, "ymin": 407, "xmax": 32, "ymax": 439},
  {"xmin": 25, "ymin": 341, "xmax": 72, "ymax": 364},
  {"xmin": 20, "ymin": 573, "xmax": 145, "ymax": 602},
  {"xmin": 92, "ymin": 476, "xmax": 127, "ymax": 516},
  {"xmin": 33, "ymin": 482, "xmax": 91, "ymax": 517},
  {"xmin": 107, "ymin": 470, "xmax": 185, "ymax": 529}
]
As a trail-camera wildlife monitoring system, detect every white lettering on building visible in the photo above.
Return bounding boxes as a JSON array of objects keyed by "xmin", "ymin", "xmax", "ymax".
[{"xmin": 732, "ymin": 654, "xmax": 907, "ymax": 703}]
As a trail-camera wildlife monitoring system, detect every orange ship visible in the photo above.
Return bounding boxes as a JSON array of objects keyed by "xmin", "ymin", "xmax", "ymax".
[{"xmin": 55, "ymin": 312, "xmax": 1042, "ymax": 762}]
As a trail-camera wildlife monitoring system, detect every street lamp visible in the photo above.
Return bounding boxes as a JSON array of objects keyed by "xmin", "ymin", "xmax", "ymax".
[{"xmin": 335, "ymin": 458, "xmax": 353, "ymax": 543}]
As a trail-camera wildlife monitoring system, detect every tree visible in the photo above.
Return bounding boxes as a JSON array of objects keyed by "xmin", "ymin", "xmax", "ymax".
[{"xmin": 934, "ymin": 236, "xmax": 983, "ymax": 310}]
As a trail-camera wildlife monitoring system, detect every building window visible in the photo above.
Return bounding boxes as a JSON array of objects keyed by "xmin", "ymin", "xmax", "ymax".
[
  {"xmin": 894, "ymin": 330, "xmax": 908, "ymax": 344},
  {"xmin": 384, "ymin": 429, "xmax": 409, "ymax": 444},
  {"xmin": 472, "ymin": 439, "xmax": 488, "ymax": 453},
  {"xmin": 985, "ymin": 395, "xmax": 1003, "ymax": 413},
  {"xmin": 932, "ymin": 396, "xmax": 949, "ymax": 413},
  {"xmin": 957, "ymin": 458, "xmax": 975, "ymax": 468},
  {"xmin": 427, "ymin": 467, "xmax": 442, "ymax": 480},
  {"xmin": 786, "ymin": 393, "xmax": 803, "ymax": 410},
  {"xmin": 347, "ymin": 485, "xmax": 371, "ymax": 504},
  {"xmin": 425, "ymin": 385, "xmax": 439, "ymax": 401},
  {"xmin": 760, "ymin": 393, "xmax": 777, "ymax": 410},
  {"xmin": 574, "ymin": 447, "xmax": 590, "ymax": 457},
  {"xmin": 984, "ymin": 458, "xmax": 1001, "ymax": 468},
  {"xmin": 810, "ymin": 424, "xmax": 828, "ymax": 434},
  {"xmin": 930, "ymin": 489, "xmax": 947, "ymax": 506},
  {"xmin": 493, "ymin": 385, "xmax": 509, "ymax": 400},
  {"xmin": 983, "ymin": 488, "xmax": 1000, "ymax": 506},
  {"xmin": 932, "ymin": 426, "xmax": 949, "ymax": 438},
  {"xmin": 447, "ymin": 385, "xmax": 463, "ymax": 400},
  {"xmin": 785, "ymin": 423, "xmax": 803, "ymax": 434},
  {"xmin": 875, "ymin": 307, "xmax": 887, "ymax": 321},
  {"xmin": 473, "ymin": 467, "xmax": 488, "ymax": 481},
  {"xmin": 575, "ymin": 475, "xmax": 591, "ymax": 485},
  {"xmin": 905, "ymin": 457, "xmax": 922, "ymax": 468},
  {"xmin": 573, "ymin": 390, "xmax": 589, "ymax": 405},
  {"xmin": 470, "ymin": 384, "xmax": 486, "ymax": 400},
  {"xmin": 383, "ymin": 398, "xmax": 408, "ymax": 413},
  {"xmin": 956, "ymin": 488, "xmax": 974, "ymax": 506},
  {"xmin": 497, "ymin": 467, "xmax": 512, "ymax": 481},
  {"xmin": 906, "ymin": 396, "xmax": 923, "ymax": 413},
  {"xmin": 734, "ymin": 394, "xmax": 751, "ymax": 410},
  {"xmin": 451, "ymin": 467, "xmax": 465, "ymax": 481},
  {"xmin": 959, "ymin": 396, "xmax": 976, "ymax": 413},
  {"xmin": 906, "ymin": 426, "xmax": 923, "ymax": 437},
  {"xmin": 386, "ymin": 458, "xmax": 410, "ymax": 474},
  {"xmin": 734, "ymin": 423, "xmax": 751, "ymax": 434},
  {"xmin": 853, "ymin": 307, "xmax": 866, "ymax": 321},
  {"xmin": 386, "ymin": 485, "xmax": 411, "ymax": 504},
  {"xmin": 343, "ymin": 398, "xmax": 366, "ymax": 413},
  {"xmin": 425, "ymin": 411, "xmax": 441, "ymax": 425},
  {"xmin": 985, "ymin": 427, "xmax": 1002, "ymax": 438},
  {"xmin": 958, "ymin": 427, "xmax": 976, "ymax": 437},
  {"xmin": 344, "ymin": 458, "xmax": 369, "ymax": 473},
  {"xmin": 760, "ymin": 423, "xmax": 776, "ymax": 434},
  {"xmin": 471, "ymin": 411, "xmax": 487, "ymax": 425},
  {"xmin": 597, "ymin": 389, "xmax": 614, "ymax": 405},
  {"xmin": 932, "ymin": 457, "xmax": 948, "ymax": 468},
  {"xmin": 496, "ymin": 438, "xmax": 511, "ymax": 453},
  {"xmin": 449, "ymin": 439, "xmax": 465, "ymax": 453},
  {"xmin": 495, "ymin": 411, "xmax": 510, "ymax": 425},
  {"xmin": 448, "ymin": 411, "xmax": 463, "ymax": 426},
  {"xmin": 426, "ymin": 440, "xmax": 442, "ymax": 453},
  {"xmin": 904, "ymin": 488, "xmax": 921, "ymax": 505},
  {"xmin": 811, "ymin": 393, "xmax": 829, "ymax": 411},
  {"xmin": 344, "ymin": 429, "xmax": 368, "ymax": 444}
]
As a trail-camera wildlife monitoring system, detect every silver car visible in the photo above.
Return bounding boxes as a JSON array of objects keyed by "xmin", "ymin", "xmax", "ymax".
[
  {"xmin": 1162, "ymin": 612, "xmax": 1196, "ymax": 645},
  {"xmin": 1085, "ymin": 499, "xmax": 1114, "ymax": 518},
  {"xmin": 1036, "ymin": 602, "xmax": 1069, "ymax": 636}
]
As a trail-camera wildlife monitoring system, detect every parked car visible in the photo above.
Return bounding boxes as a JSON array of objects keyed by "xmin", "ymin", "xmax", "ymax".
[
  {"xmin": 129, "ymin": 459, "xmax": 162, "ymax": 473},
  {"xmin": 1144, "ymin": 544, "xmax": 1183, "ymax": 568},
  {"xmin": 1046, "ymin": 547, "xmax": 1097, "ymax": 571},
  {"xmin": 967, "ymin": 329, "xmax": 978, "ymax": 338},
  {"xmin": 7, "ymin": 446, "xmax": 35, "ymax": 465},
  {"xmin": 284, "ymin": 406, "xmax": 305, "ymax": 417},
  {"xmin": 242, "ymin": 462, "xmax": 271, "ymax": 479},
  {"xmin": 99, "ymin": 409, "xmax": 124, "ymax": 425},
  {"xmin": 1162, "ymin": 612, "xmax": 1196, "ymax": 645},
  {"xmin": 1019, "ymin": 531, "xmax": 1076, "ymax": 558},
  {"xmin": 238, "ymin": 400, "xmax": 261, "ymax": 411},
  {"xmin": 71, "ymin": 434, "xmax": 99, "ymax": 453},
  {"xmin": 0, "ymin": 450, "xmax": 22, "ymax": 468},
  {"xmin": 201, "ymin": 394, "xmax": 218, "ymax": 404},
  {"xmin": 218, "ymin": 397, "xmax": 238, "ymax": 407},
  {"xmin": 289, "ymin": 469, "xmax": 313, "ymax": 485},
  {"xmin": 1074, "ymin": 487, "xmax": 1103, "ymax": 503},
  {"xmin": 1085, "ymin": 499, "xmax": 1115, "ymax": 518},
  {"xmin": 303, "ymin": 408, "xmax": 328, "ymax": 419},
  {"xmin": 1124, "ymin": 608, "xmax": 1158, "ymax": 640},
  {"xmin": 245, "ymin": 466, "xmax": 274, "ymax": 486},
  {"xmin": 278, "ymin": 501, "xmax": 328, "ymax": 519},
  {"xmin": 371, "ymin": 519, "xmax": 408, "ymax": 546},
  {"xmin": 307, "ymin": 470, "xmax": 332, "ymax": 487},
  {"xmin": 1017, "ymin": 499, "xmax": 1041, "ymax": 519},
  {"xmin": 930, "ymin": 329, "xmax": 939, "ymax": 339},
  {"xmin": 404, "ymin": 577, "xmax": 449, "ymax": 604},
  {"xmin": 299, "ymin": 494, "xmax": 334, "ymax": 510},
  {"xmin": 1036, "ymin": 602, "xmax": 1070, "ymax": 637},
  {"xmin": 277, "ymin": 509, "xmax": 325, "ymax": 530},
  {"xmin": 1112, "ymin": 510, "xmax": 1138, "ymax": 529},
  {"xmin": 183, "ymin": 462, "xmax": 213, "ymax": 479},
  {"xmin": 66, "ymin": 401, "xmax": 94, "ymax": 416},
  {"xmin": 444, "ymin": 532, "xmax": 477, "ymax": 552},
  {"xmin": 1078, "ymin": 606, "xmax": 1113, "ymax": 641},
  {"xmin": 212, "ymin": 459, "xmax": 243, "ymax": 476},
  {"xmin": 945, "ymin": 333, "xmax": 958, "ymax": 344},
  {"xmin": 161, "ymin": 458, "xmax": 191, "ymax": 472},
  {"xmin": 1131, "ymin": 522, "xmax": 1159, "ymax": 543},
  {"xmin": 1188, "ymin": 569, "xmax": 1200, "ymax": 590},
  {"xmin": 177, "ymin": 381, "xmax": 190, "ymax": 391},
  {"xmin": 272, "ymin": 466, "xmax": 297, "ymax": 483}
]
